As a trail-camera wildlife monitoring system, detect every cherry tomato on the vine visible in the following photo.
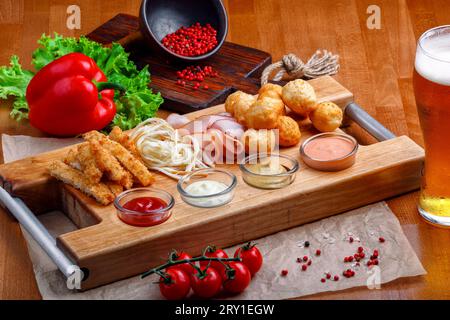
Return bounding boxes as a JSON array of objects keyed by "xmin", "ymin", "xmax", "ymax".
[
  {"xmin": 167, "ymin": 251, "xmax": 196, "ymax": 275},
  {"xmin": 200, "ymin": 246, "xmax": 229, "ymax": 274},
  {"xmin": 190, "ymin": 267, "xmax": 222, "ymax": 298},
  {"xmin": 234, "ymin": 242, "xmax": 263, "ymax": 276},
  {"xmin": 159, "ymin": 268, "xmax": 191, "ymax": 300},
  {"xmin": 221, "ymin": 262, "xmax": 251, "ymax": 294}
]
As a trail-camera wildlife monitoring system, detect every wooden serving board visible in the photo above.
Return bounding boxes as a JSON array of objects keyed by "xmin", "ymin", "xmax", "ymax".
[
  {"xmin": 0, "ymin": 76, "xmax": 424, "ymax": 290},
  {"xmin": 88, "ymin": 14, "xmax": 272, "ymax": 113}
]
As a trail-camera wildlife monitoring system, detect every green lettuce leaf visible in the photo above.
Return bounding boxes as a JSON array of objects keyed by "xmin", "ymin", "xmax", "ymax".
[
  {"xmin": 0, "ymin": 33, "xmax": 163, "ymax": 130},
  {"xmin": 0, "ymin": 55, "xmax": 34, "ymax": 120}
]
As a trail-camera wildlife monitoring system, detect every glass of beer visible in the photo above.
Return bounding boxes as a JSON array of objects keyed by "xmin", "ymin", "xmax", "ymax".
[{"xmin": 414, "ymin": 25, "xmax": 450, "ymax": 227}]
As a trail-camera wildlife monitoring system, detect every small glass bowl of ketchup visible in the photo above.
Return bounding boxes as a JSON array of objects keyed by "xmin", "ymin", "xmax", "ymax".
[{"xmin": 114, "ymin": 188, "xmax": 174, "ymax": 227}]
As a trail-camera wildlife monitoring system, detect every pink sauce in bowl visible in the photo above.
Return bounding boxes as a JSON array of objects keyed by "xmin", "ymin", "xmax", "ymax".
[{"xmin": 300, "ymin": 133, "xmax": 358, "ymax": 171}]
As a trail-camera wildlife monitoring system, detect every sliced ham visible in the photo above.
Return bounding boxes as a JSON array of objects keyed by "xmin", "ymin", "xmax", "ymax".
[
  {"xmin": 210, "ymin": 118, "xmax": 244, "ymax": 140},
  {"xmin": 166, "ymin": 113, "xmax": 190, "ymax": 129},
  {"xmin": 167, "ymin": 112, "xmax": 245, "ymax": 165},
  {"xmin": 167, "ymin": 113, "xmax": 245, "ymax": 140}
]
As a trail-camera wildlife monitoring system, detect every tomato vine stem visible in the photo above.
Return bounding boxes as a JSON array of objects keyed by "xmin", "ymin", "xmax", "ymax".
[{"xmin": 141, "ymin": 256, "xmax": 241, "ymax": 279}]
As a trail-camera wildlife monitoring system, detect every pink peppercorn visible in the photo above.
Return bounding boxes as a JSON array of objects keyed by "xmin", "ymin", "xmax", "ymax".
[{"xmin": 162, "ymin": 22, "xmax": 218, "ymax": 57}]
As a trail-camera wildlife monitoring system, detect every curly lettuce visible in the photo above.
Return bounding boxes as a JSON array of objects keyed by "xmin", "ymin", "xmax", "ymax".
[
  {"xmin": 0, "ymin": 33, "xmax": 163, "ymax": 130},
  {"xmin": 0, "ymin": 56, "xmax": 34, "ymax": 121}
]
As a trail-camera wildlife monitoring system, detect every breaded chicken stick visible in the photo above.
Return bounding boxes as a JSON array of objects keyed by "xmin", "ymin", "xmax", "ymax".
[
  {"xmin": 89, "ymin": 139, "xmax": 130, "ymax": 188},
  {"xmin": 105, "ymin": 181, "xmax": 124, "ymax": 197},
  {"xmin": 109, "ymin": 126, "xmax": 140, "ymax": 158},
  {"xmin": 77, "ymin": 143, "xmax": 103, "ymax": 183},
  {"xmin": 49, "ymin": 161, "xmax": 114, "ymax": 205},
  {"xmin": 84, "ymin": 131, "xmax": 154, "ymax": 187},
  {"xmin": 64, "ymin": 148, "xmax": 78, "ymax": 167}
]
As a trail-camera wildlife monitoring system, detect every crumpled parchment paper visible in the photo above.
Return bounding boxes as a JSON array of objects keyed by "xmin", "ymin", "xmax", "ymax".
[{"xmin": 1, "ymin": 134, "xmax": 426, "ymax": 300}]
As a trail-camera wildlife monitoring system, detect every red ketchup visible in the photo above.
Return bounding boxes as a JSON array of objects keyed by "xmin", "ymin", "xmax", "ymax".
[{"xmin": 119, "ymin": 197, "xmax": 169, "ymax": 227}]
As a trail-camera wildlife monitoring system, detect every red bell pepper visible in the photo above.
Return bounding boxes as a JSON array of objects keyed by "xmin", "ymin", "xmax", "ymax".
[{"xmin": 26, "ymin": 52, "xmax": 123, "ymax": 136}]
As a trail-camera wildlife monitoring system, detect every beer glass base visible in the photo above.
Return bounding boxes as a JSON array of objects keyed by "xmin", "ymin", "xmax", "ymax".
[{"xmin": 418, "ymin": 206, "xmax": 450, "ymax": 228}]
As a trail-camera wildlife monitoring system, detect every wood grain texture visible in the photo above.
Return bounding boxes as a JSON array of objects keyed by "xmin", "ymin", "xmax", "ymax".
[
  {"xmin": 0, "ymin": 76, "xmax": 424, "ymax": 290},
  {"xmin": 0, "ymin": 76, "xmax": 353, "ymax": 213},
  {"xmin": 0, "ymin": 0, "xmax": 449, "ymax": 299},
  {"xmin": 60, "ymin": 134, "xmax": 423, "ymax": 290},
  {"xmin": 88, "ymin": 13, "xmax": 272, "ymax": 113}
]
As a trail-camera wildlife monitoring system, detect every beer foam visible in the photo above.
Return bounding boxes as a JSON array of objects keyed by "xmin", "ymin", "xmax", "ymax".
[{"xmin": 415, "ymin": 32, "xmax": 450, "ymax": 86}]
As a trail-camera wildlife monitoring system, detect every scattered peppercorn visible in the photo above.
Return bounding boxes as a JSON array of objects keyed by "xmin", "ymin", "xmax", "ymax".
[
  {"xmin": 281, "ymin": 269, "xmax": 288, "ymax": 276},
  {"xmin": 303, "ymin": 256, "xmax": 308, "ymax": 262},
  {"xmin": 343, "ymin": 269, "xmax": 355, "ymax": 278},
  {"xmin": 301, "ymin": 264, "xmax": 308, "ymax": 271},
  {"xmin": 321, "ymin": 278, "xmax": 326, "ymax": 283},
  {"xmin": 304, "ymin": 241, "xmax": 310, "ymax": 248},
  {"xmin": 334, "ymin": 275, "xmax": 339, "ymax": 281},
  {"xmin": 315, "ymin": 249, "xmax": 321, "ymax": 256},
  {"xmin": 358, "ymin": 246, "xmax": 364, "ymax": 253},
  {"xmin": 296, "ymin": 257, "xmax": 302, "ymax": 263},
  {"xmin": 326, "ymin": 273, "xmax": 331, "ymax": 279},
  {"xmin": 349, "ymin": 237, "xmax": 354, "ymax": 243},
  {"xmin": 379, "ymin": 237, "xmax": 385, "ymax": 243},
  {"xmin": 175, "ymin": 65, "xmax": 218, "ymax": 89},
  {"xmin": 307, "ymin": 260, "xmax": 312, "ymax": 266}
]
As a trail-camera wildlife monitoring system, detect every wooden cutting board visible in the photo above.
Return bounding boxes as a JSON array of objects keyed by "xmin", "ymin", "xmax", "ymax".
[
  {"xmin": 0, "ymin": 76, "xmax": 424, "ymax": 290},
  {"xmin": 87, "ymin": 14, "xmax": 272, "ymax": 114}
]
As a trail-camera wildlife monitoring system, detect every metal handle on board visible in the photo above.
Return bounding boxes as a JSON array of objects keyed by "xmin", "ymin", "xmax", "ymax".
[
  {"xmin": 0, "ymin": 187, "xmax": 81, "ymax": 280},
  {"xmin": 345, "ymin": 102, "xmax": 396, "ymax": 142}
]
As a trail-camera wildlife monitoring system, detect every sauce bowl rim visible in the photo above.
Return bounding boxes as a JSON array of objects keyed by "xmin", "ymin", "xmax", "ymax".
[
  {"xmin": 114, "ymin": 187, "xmax": 175, "ymax": 216},
  {"xmin": 177, "ymin": 168, "xmax": 237, "ymax": 199},
  {"xmin": 239, "ymin": 153, "xmax": 300, "ymax": 178},
  {"xmin": 300, "ymin": 132, "xmax": 359, "ymax": 163}
]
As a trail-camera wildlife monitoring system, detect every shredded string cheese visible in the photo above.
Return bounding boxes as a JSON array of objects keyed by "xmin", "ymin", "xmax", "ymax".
[{"xmin": 130, "ymin": 118, "xmax": 209, "ymax": 179}]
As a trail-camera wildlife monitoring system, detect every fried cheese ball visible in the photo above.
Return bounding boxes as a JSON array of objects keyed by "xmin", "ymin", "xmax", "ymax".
[
  {"xmin": 277, "ymin": 116, "xmax": 302, "ymax": 147},
  {"xmin": 245, "ymin": 97, "xmax": 285, "ymax": 129},
  {"xmin": 241, "ymin": 129, "xmax": 276, "ymax": 155},
  {"xmin": 282, "ymin": 79, "xmax": 317, "ymax": 117},
  {"xmin": 310, "ymin": 101, "xmax": 343, "ymax": 132},
  {"xmin": 258, "ymin": 83, "xmax": 283, "ymax": 100},
  {"xmin": 224, "ymin": 91, "xmax": 256, "ymax": 126}
]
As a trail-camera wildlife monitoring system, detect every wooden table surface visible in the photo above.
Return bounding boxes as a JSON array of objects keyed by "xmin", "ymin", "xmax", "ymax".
[{"xmin": 0, "ymin": 0, "xmax": 449, "ymax": 300}]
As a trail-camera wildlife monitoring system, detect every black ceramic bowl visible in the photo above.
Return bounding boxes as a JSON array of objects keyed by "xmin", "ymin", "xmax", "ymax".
[{"xmin": 139, "ymin": 0, "xmax": 228, "ymax": 63}]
